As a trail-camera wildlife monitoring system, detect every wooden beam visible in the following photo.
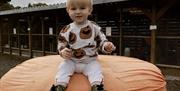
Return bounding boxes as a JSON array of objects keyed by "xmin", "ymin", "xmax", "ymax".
[
  {"xmin": 1, "ymin": 18, "xmax": 4, "ymax": 53},
  {"xmin": 8, "ymin": 18, "xmax": 12, "ymax": 55},
  {"xmin": 141, "ymin": 0, "xmax": 176, "ymax": 64},
  {"xmin": 142, "ymin": 0, "xmax": 176, "ymax": 21},
  {"xmin": 41, "ymin": 17, "xmax": 45, "ymax": 56},
  {"xmin": 141, "ymin": 8, "xmax": 152, "ymax": 20},
  {"xmin": 17, "ymin": 18, "xmax": 21, "ymax": 56},
  {"xmin": 28, "ymin": 16, "xmax": 33, "ymax": 58},
  {"xmin": 55, "ymin": 16, "xmax": 59, "ymax": 54},
  {"xmin": 119, "ymin": 8, "xmax": 123, "ymax": 55},
  {"xmin": 156, "ymin": 0, "xmax": 176, "ymax": 20},
  {"xmin": 0, "ymin": 17, "xmax": 2, "ymax": 53},
  {"xmin": 150, "ymin": 4, "xmax": 156, "ymax": 64}
]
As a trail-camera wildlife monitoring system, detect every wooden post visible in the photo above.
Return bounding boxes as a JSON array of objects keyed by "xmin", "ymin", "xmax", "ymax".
[
  {"xmin": 0, "ymin": 17, "xmax": 2, "ymax": 53},
  {"xmin": 17, "ymin": 18, "xmax": 21, "ymax": 56},
  {"xmin": 142, "ymin": 0, "xmax": 176, "ymax": 63},
  {"xmin": 8, "ymin": 18, "xmax": 12, "ymax": 55},
  {"xmin": 41, "ymin": 17, "xmax": 45, "ymax": 56},
  {"xmin": 0, "ymin": 18, "xmax": 3, "ymax": 52},
  {"xmin": 28, "ymin": 16, "xmax": 33, "ymax": 58},
  {"xmin": 1, "ymin": 18, "xmax": 4, "ymax": 53},
  {"xmin": 150, "ymin": 4, "xmax": 156, "ymax": 64},
  {"xmin": 55, "ymin": 16, "xmax": 58, "ymax": 34},
  {"xmin": 119, "ymin": 8, "xmax": 123, "ymax": 55},
  {"xmin": 55, "ymin": 16, "xmax": 59, "ymax": 54}
]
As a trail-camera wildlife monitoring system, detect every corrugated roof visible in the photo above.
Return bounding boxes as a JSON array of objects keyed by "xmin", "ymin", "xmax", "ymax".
[{"xmin": 0, "ymin": 0, "xmax": 127, "ymax": 16}]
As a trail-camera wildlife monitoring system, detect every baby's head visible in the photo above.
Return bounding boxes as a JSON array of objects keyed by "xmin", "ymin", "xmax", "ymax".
[
  {"xmin": 66, "ymin": 0, "xmax": 93, "ymax": 10},
  {"xmin": 66, "ymin": 0, "xmax": 93, "ymax": 25}
]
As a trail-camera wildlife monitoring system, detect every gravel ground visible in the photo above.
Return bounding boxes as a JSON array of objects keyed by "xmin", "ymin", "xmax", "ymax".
[
  {"xmin": 0, "ymin": 53, "xmax": 180, "ymax": 91},
  {"xmin": 166, "ymin": 76, "xmax": 180, "ymax": 91},
  {"xmin": 0, "ymin": 53, "xmax": 29, "ymax": 78}
]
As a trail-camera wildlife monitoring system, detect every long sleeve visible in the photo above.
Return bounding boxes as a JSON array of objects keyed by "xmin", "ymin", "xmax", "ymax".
[
  {"xmin": 57, "ymin": 25, "xmax": 70, "ymax": 52},
  {"xmin": 94, "ymin": 24, "xmax": 109, "ymax": 53}
]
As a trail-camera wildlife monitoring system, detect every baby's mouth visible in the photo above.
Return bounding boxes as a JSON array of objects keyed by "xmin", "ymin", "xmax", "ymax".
[{"xmin": 76, "ymin": 16, "xmax": 82, "ymax": 18}]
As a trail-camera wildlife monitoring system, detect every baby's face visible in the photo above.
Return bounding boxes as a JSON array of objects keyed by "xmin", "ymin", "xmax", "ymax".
[{"xmin": 67, "ymin": 2, "xmax": 92, "ymax": 25}]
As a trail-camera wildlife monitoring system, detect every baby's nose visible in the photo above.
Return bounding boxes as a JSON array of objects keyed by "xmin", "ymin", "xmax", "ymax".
[{"xmin": 75, "ymin": 9, "xmax": 81, "ymax": 13}]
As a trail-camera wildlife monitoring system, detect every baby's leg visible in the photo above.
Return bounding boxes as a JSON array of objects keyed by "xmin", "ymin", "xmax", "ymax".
[
  {"xmin": 83, "ymin": 60, "xmax": 105, "ymax": 91},
  {"xmin": 55, "ymin": 60, "xmax": 75, "ymax": 87},
  {"xmin": 83, "ymin": 60, "xmax": 103, "ymax": 86}
]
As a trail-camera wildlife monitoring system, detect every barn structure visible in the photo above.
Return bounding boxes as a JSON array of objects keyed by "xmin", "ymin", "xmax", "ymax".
[{"xmin": 0, "ymin": 0, "xmax": 180, "ymax": 73}]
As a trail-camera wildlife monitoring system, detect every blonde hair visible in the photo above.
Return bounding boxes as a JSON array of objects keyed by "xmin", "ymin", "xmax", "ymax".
[{"xmin": 66, "ymin": 0, "xmax": 93, "ymax": 10}]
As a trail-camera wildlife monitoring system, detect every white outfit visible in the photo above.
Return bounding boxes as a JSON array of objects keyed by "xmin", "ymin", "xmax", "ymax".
[{"xmin": 55, "ymin": 20, "xmax": 110, "ymax": 86}]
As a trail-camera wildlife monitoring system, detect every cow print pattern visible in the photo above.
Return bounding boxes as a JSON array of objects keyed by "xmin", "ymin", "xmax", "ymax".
[
  {"xmin": 58, "ymin": 34, "xmax": 67, "ymax": 43},
  {"xmin": 60, "ymin": 25, "xmax": 70, "ymax": 33},
  {"xmin": 80, "ymin": 26, "xmax": 92, "ymax": 39},
  {"xmin": 72, "ymin": 48, "xmax": 86, "ymax": 59},
  {"xmin": 69, "ymin": 32, "xmax": 77, "ymax": 44}
]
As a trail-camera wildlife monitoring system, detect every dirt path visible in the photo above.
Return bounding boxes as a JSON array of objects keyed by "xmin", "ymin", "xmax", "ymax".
[{"xmin": 0, "ymin": 53, "xmax": 29, "ymax": 78}]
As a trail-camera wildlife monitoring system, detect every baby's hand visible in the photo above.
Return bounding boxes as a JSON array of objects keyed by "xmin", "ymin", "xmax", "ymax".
[
  {"xmin": 104, "ymin": 42, "xmax": 116, "ymax": 53},
  {"xmin": 59, "ymin": 48, "xmax": 72, "ymax": 59}
]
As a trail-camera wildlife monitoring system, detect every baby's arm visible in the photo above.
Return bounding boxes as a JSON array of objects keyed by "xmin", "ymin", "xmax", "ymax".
[
  {"xmin": 59, "ymin": 47, "xmax": 72, "ymax": 59},
  {"xmin": 95, "ymin": 27, "xmax": 115, "ymax": 54},
  {"xmin": 57, "ymin": 27, "xmax": 72, "ymax": 59},
  {"xmin": 103, "ymin": 42, "xmax": 116, "ymax": 53}
]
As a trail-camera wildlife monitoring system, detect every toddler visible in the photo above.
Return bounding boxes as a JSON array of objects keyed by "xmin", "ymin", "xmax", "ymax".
[{"xmin": 54, "ymin": 0, "xmax": 115, "ymax": 91}]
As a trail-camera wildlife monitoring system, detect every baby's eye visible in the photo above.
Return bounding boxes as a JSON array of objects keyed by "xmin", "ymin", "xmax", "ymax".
[
  {"xmin": 70, "ymin": 7, "xmax": 76, "ymax": 10},
  {"xmin": 80, "ymin": 7, "xmax": 86, "ymax": 9}
]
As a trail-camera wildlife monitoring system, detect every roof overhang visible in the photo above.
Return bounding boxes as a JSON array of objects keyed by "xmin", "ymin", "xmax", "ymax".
[{"xmin": 0, "ymin": 0, "xmax": 127, "ymax": 16}]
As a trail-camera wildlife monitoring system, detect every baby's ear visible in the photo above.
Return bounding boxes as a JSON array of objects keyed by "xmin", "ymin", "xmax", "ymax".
[
  {"xmin": 66, "ymin": 8, "xmax": 69, "ymax": 13},
  {"xmin": 89, "ymin": 7, "xmax": 93, "ymax": 14}
]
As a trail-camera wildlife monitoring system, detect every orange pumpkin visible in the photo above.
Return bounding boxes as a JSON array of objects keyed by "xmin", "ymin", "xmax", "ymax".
[{"xmin": 0, "ymin": 55, "xmax": 166, "ymax": 91}]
